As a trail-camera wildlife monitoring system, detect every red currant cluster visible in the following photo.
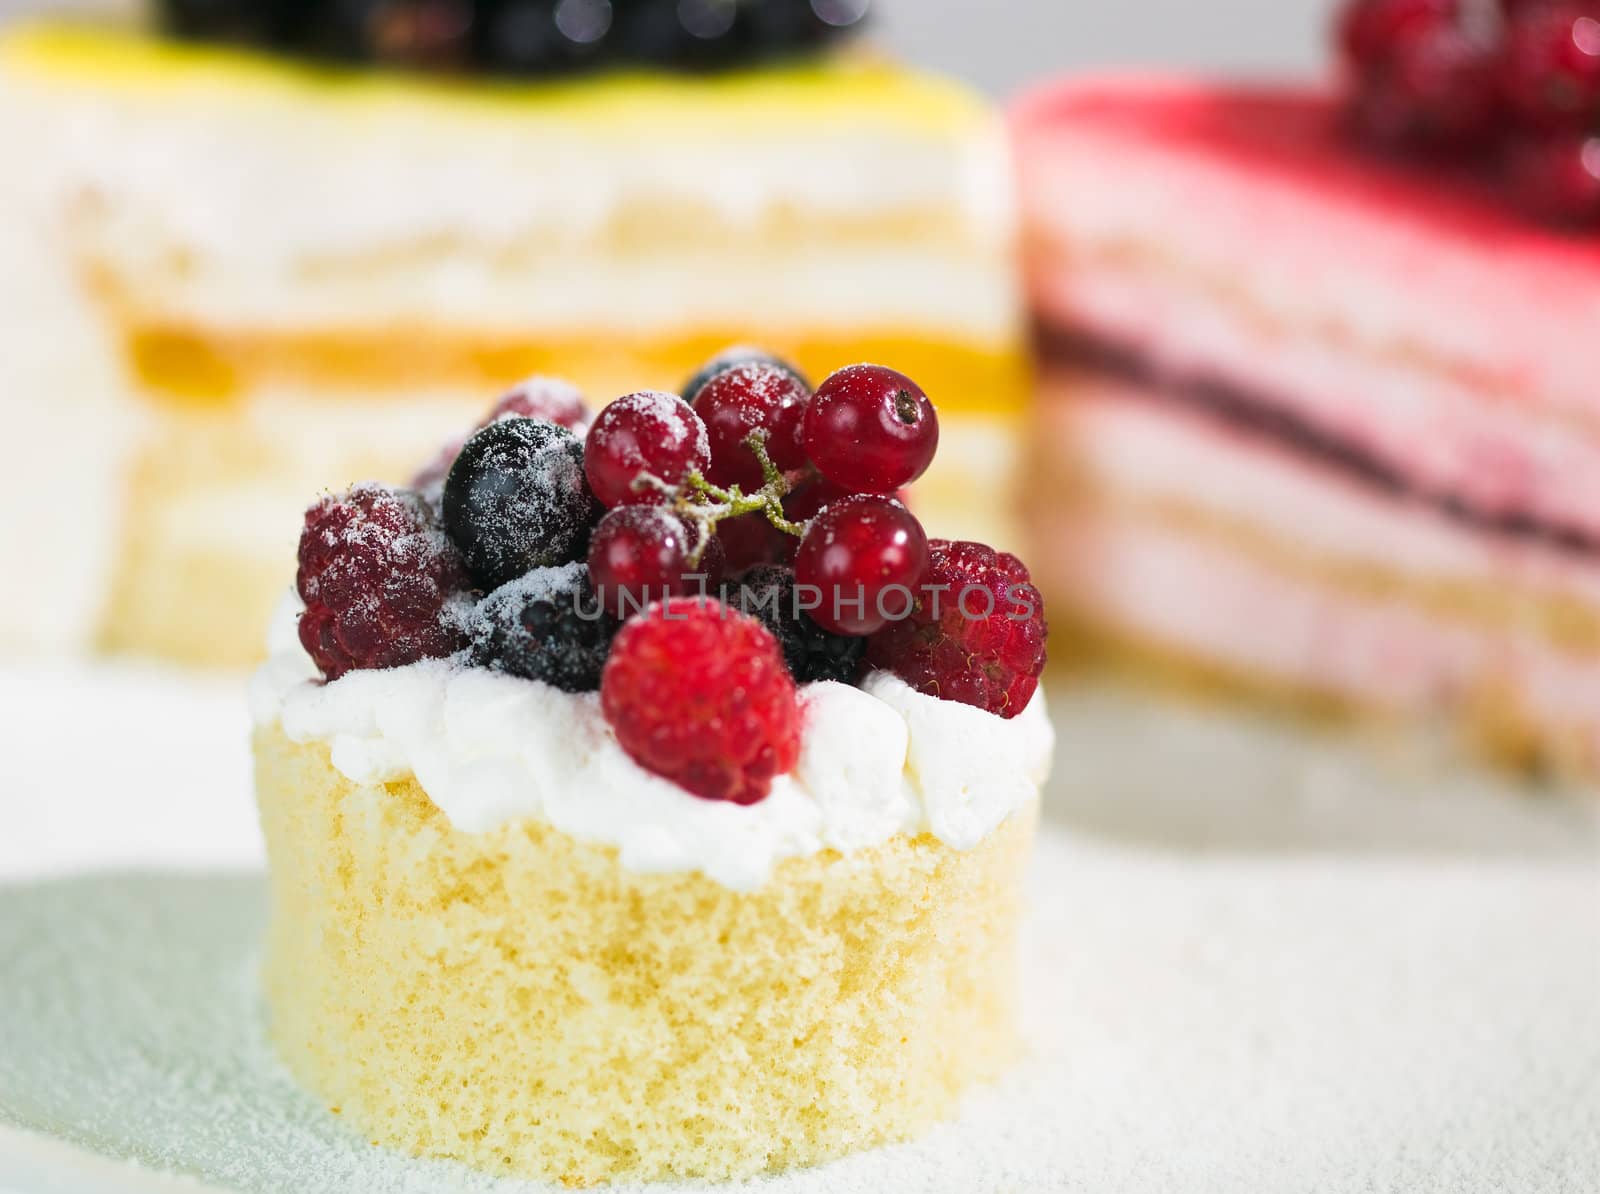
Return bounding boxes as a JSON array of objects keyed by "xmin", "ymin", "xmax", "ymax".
[
  {"xmin": 583, "ymin": 356, "xmax": 938, "ymax": 637},
  {"xmin": 1337, "ymin": 0, "xmax": 1600, "ymax": 224},
  {"xmin": 295, "ymin": 350, "xmax": 1048, "ymax": 805}
]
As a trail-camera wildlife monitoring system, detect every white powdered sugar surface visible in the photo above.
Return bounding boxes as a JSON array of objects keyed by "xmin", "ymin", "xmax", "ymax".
[
  {"xmin": 1, "ymin": 665, "xmax": 1596, "ymax": 1192},
  {"xmin": 0, "ymin": 833, "xmax": 1596, "ymax": 1194}
]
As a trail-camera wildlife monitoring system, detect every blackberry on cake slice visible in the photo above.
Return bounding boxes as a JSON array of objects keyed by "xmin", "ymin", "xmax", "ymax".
[
  {"xmin": 728, "ymin": 564, "xmax": 866, "ymax": 685},
  {"xmin": 470, "ymin": 563, "xmax": 617, "ymax": 692}
]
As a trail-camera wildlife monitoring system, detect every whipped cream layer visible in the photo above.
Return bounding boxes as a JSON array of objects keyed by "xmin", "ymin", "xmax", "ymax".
[{"xmin": 250, "ymin": 606, "xmax": 1053, "ymax": 891}]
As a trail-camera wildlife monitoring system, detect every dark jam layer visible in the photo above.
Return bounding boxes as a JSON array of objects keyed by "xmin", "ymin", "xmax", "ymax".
[
  {"xmin": 1037, "ymin": 324, "xmax": 1600, "ymax": 562},
  {"xmin": 157, "ymin": 0, "xmax": 869, "ymax": 75}
]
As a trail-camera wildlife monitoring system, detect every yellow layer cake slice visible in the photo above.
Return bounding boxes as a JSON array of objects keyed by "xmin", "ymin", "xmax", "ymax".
[{"xmin": 0, "ymin": 22, "xmax": 1024, "ymax": 665}]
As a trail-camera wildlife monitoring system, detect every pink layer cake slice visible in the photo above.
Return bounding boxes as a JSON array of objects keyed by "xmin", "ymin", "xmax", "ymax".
[{"xmin": 1013, "ymin": 76, "xmax": 1600, "ymax": 777}]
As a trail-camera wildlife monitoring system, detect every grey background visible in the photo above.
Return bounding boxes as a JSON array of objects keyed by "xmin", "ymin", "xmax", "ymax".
[
  {"xmin": 878, "ymin": 0, "xmax": 1338, "ymax": 95},
  {"xmin": 0, "ymin": 0, "xmax": 1343, "ymax": 92}
]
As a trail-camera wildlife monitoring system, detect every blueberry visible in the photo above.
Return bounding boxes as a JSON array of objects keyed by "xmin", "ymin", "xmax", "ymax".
[{"xmin": 443, "ymin": 417, "xmax": 603, "ymax": 590}]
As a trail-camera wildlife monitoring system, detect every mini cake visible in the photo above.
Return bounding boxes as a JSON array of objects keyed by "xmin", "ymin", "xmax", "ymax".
[
  {"xmin": 250, "ymin": 352, "xmax": 1051, "ymax": 1184},
  {"xmin": 0, "ymin": 5, "xmax": 1025, "ymax": 665},
  {"xmin": 1013, "ymin": 0, "xmax": 1600, "ymax": 777}
]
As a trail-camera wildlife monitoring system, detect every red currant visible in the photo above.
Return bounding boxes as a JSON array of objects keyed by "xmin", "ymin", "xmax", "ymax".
[
  {"xmin": 1505, "ymin": 131, "xmax": 1600, "ymax": 224},
  {"xmin": 716, "ymin": 509, "xmax": 795, "ymax": 571},
  {"xmin": 1349, "ymin": 20, "xmax": 1503, "ymax": 150},
  {"xmin": 801, "ymin": 365, "xmax": 939, "ymax": 494},
  {"xmin": 490, "ymin": 376, "xmax": 593, "ymax": 435},
  {"xmin": 786, "ymin": 477, "xmax": 912, "ymax": 523},
  {"xmin": 584, "ymin": 391, "xmax": 712, "ymax": 508},
  {"xmin": 793, "ymin": 494, "xmax": 929, "ymax": 637},
  {"xmin": 1336, "ymin": 0, "xmax": 1458, "ymax": 71},
  {"xmin": 691, "ymin": 362, "xmax": 812, "ymax": 491},
  {"xmin": 588, "ymin": 506, "xmax": 725, "ymax": 619},
  {"xmin": 783, "ymin": 477, "xmax": 852, "ymax": 523},
  {"xmin": 1502, "ymin": 4, "xmax": 1600, "ymax": 129},
  {"xmin": 683, "ymin": 347, "xmax": 809, "ymax": 404}
]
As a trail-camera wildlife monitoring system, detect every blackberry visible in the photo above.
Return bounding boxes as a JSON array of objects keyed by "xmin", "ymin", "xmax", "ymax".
[
  {"xmin": 443, "ymin": 417, "xmax": 602, "ymax": 590},
  {"xmin": 296, "ymin": 483, "xmax": 472, "ymax": 681},
  {"xmin": 727, "ymin": 565, "xmax": 864, "ymax": 685},
  {"xmin": 470, "ymin": 564, "xmax": 618, "ymax": 692}
]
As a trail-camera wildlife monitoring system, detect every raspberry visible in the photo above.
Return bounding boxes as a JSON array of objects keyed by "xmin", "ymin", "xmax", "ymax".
[
  {"xmin": 801, "ymin": 364, "xmax": 939, "ymax": 494},
  {"xmin": 470, "ymin": 563, "xmax": 618, "ymax": 692},
  {"xmin": 443, "ymin": 418, "xmax": 602, "ymax": 590},
  {"xmin": 296, "ymin": 483, "xmax": 471, "ymax": 681},
  {"xmin": 865, "ymin": 540, "xmax": 1047, "ymax": 719},
  {"xmin": 584, "ymin": 391, "xmax": 712, "ymax": 508},
  {"xmin": 728, "ymin": 565, "xmax": 865, "ymax": 685},
  {"xmin": 600, "ymin": 598, "xmax": 801, "ymax": 804}
]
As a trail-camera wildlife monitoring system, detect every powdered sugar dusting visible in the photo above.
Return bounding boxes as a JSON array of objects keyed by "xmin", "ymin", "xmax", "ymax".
[
  {"xmin": 475, "ymin": 561, "xmax": 588, "ymax": 612},
  {"xmin": 297, "ymin": 485, "xmax": 470, "ymax": 680},
  {"xmin": 617, "ymin": 390, "xmax": 711, "ymax": 460},
  {"xmin": 1, "ymin": 835, "xmax": 1596, "ymax": 1193}
]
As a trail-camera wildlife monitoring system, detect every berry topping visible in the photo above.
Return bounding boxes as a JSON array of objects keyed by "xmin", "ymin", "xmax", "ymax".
[
  {"xmin": 866, "ymin": 540, "xmax": 1047, "ymax": 719},
  {"xmin": 584, "ymin": 391, "xmax": 712, "ymax": 508},
  {"xmin": 715, "ymin": 509, "xmax": 796, "ymax": 572},
  {"xmin": 413, "ymin": 377, "xmax": 592, "ymax": 496},
  {"xmin": 1341, "ymin": 2, "xmax": 1502, "ymax": 151},
  {"xmin": 1334, "ymin": 0, "xmax": 1600, "ymax": 225},
  {"xmin": 443, "ymin": 417, "xmax": 602, "ymax": 590},
  {"xmin": 296, "ymin": 483, "xmax": 471, "ymax": 681},
  {"xmin": 801, "ymin": 364, "xmax": 939, "ymax": 494},
  {"xmin": 489, "ymin": 376, "xmax": 593, "ymax": 435},
  {"xmin": 600, "ymin": 598, "xmax": 801, "ymax": 805},
  {"xmin": 1337, "ymin": 0, "xmax": 1458, "ymax": 71},
  {"xmin": 1501, "ymin": 4, "xmax": 1600, "ymax": 130},
  {"xmin": 411, "ymin": 431, "xmax": 470, "ymax": 496},
  {"xmin": 159, "ymin": 0, "xmax": 869, "ymax": 75},
  {"xmin": 691, "ymin": 361, "xmax": 812, "ymax": 491},
  {"xmin": 588, "ymin": 506, "xmax": 726, "ymax": 619},
  {"xmin": 782, "ymin": 477, "xmax": 911, "ymax": 523},
  {"xmin": 1506, "ymin": 130, "xmax": 1600, "ymax": 223},
  {"xmin": 793, "ymin": 494, "xmax": 929, "ymax": 637},
  {"xmin": 469, "ymin": 563, "xmax": 618, "ymax": 693},
  {"xmin": 729, "ymin": 565, "xmax": 866, "ymax": 684},
  {"xmin": 683, "ymin": 347, "xmax": 809, "ymax": 404}
]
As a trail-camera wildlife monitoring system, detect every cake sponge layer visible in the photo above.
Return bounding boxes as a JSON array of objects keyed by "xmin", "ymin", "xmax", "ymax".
[{"xmin": 254, "ymin": 727, "xmax": 1032, "ymax": 1184}]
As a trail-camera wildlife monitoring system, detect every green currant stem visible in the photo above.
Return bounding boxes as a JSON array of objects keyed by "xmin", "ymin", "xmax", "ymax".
[{"xmin": 629, "ymin": 430, "xmax": 812, "ymax": 569}]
